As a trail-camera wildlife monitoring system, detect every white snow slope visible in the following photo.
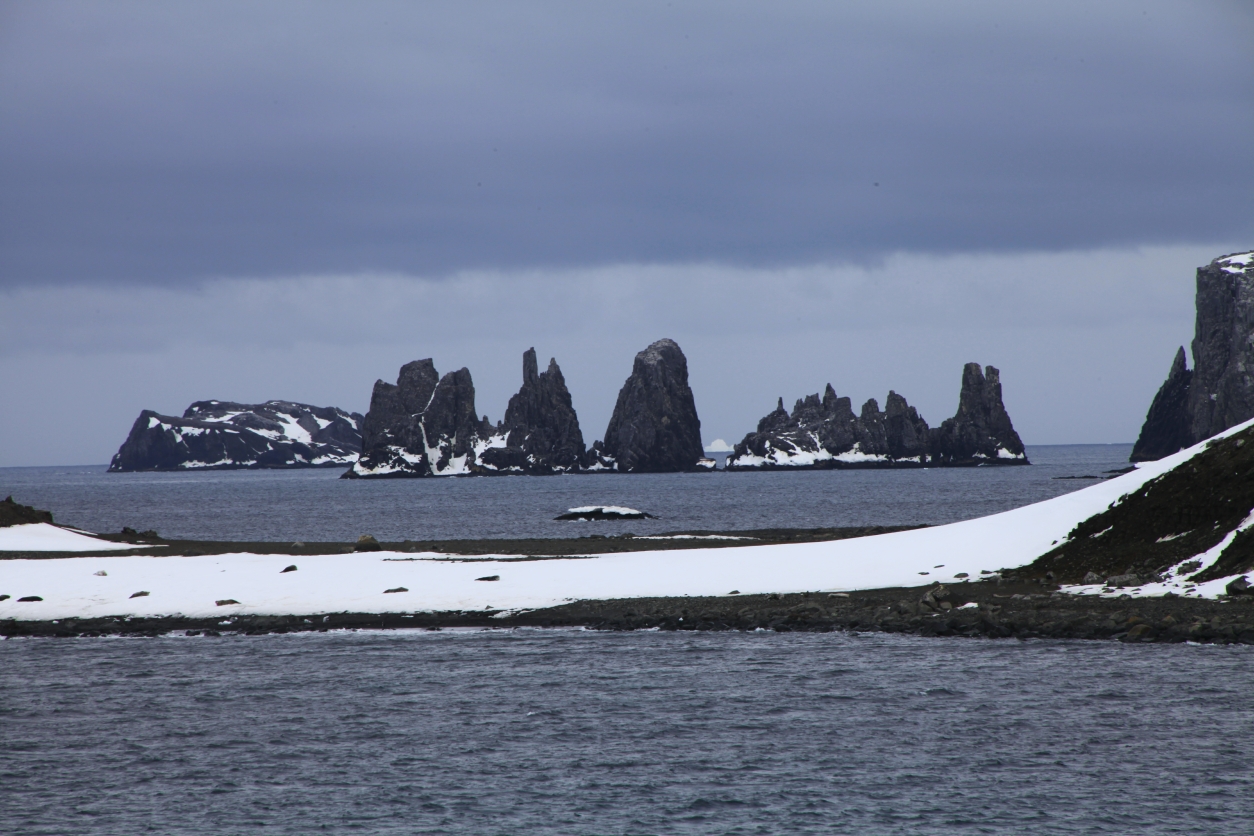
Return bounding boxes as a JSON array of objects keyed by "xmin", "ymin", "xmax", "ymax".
[
  {"xmin": 0, "ymin": 524, "xmax": 146, "ymax": 553},
  {"xmin": 3, "ymin": 421, "xmax": 1252, "ymax": 621}
]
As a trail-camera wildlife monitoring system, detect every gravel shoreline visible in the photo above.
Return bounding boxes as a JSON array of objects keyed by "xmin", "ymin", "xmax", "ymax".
[{"xmin": 6, "ymin": 578, "xmax": 1253, "ymax": 643}]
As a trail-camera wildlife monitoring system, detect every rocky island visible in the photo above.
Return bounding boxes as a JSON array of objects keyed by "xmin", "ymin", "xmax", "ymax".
[
  {"xmin": 726, "ymin": 363, "xmax": 1027, "ymax": 469},
  {"xmin": 1132, "ymin": 250, "xmax": 1254, "ymax": 461},
  {"xmin": 345, "ymin": 339, "xmax": 713, "ymax": 477},
  {"xmin": 109, "ymin": 400, "xmax": 363, "ymax": 471}
]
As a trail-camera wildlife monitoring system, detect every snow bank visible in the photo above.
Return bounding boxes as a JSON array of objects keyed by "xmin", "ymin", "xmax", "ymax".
[
  {"xmin": 4, "ymin": 421, "xmax": 1253, "ymax": 621},
  {"xmin": 0, "ymin": 524, "xmax": 145, "ymax": 553}
]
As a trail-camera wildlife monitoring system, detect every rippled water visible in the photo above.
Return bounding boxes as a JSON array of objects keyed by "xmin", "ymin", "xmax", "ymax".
[
  {"xmin": 1, "ymin": 630, "xmax": 1250, "ymax": 835},
  {"xmin": 0, "ymin": 445, "xmax": 1131, "ymax": 541}
]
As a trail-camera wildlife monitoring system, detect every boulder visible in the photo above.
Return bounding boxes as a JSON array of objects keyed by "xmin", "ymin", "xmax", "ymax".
[
  {"xmin": 590, "ymin": 339, "xmax": 705, "ymax": 472},
  {"xmin": 109, "ymin": 401, "xmax": 363, "ymax": 471}
]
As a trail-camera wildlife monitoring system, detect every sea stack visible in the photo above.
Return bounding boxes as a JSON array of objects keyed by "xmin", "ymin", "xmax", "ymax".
[
  {"xmin": 477, "ymin": 348, "xmax": 587, "ymax": 474},
  {"xmin": 345, "ymin": 350, "xmax": 587, "ymax": 477},
  {"xmin": 928, "ymin": 364, "xmax": 1028, "ymax": 465},
  {"xmin": 588, "ymin": 338, "xmax": 707, "ymax": 472},
  {"xmin": 726, "ymin": 363, "xmax": 1027, "ymax": 469},
  {"xmin": 345, "ymin": 360, "xmax": 493, "ymax": 477},
  {"xmin": 109, "ymin": 401, "xmax": 363, "ymax": 471},
  {"xmin": 1131, "ymin": 251, "xmax": 1254, "ymax": 461}
]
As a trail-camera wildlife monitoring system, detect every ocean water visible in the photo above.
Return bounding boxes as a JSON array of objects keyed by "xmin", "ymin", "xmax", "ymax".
[
  {"xmin": 0, "ymin": 445, "xmax": 1132, "ymax": 542},
  {"xmin": 1, "ymin": 629, "xmax": 1250, "ymax": 835}
]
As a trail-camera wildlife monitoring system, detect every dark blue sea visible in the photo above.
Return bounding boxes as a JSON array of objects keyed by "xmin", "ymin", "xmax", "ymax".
[
  {"xmin": 10, "ymin": 444, "xmax": 1251, "ymax": 835},
  {"xmin": 2, "ymin": 629, "xmax": 1251, "ymax": 835},
  {"xmin": 0, "ymin": 445, "xmax": 1132, "ymax": 541}
]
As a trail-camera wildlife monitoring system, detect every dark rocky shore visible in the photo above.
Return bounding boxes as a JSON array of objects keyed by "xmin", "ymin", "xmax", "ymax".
[{"xmin": 4, "ymin": 578, "xmax": 1252, "ymax": 643}]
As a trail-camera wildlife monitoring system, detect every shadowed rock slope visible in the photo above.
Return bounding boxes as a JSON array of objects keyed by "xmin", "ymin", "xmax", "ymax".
[
  {"xmin": 1016, "ymin": 423, "xmax": 1254, "ymax": 589},
  {"xmin": 727, "ymin": 363, "xmax": 1026, "ymax": 469}
]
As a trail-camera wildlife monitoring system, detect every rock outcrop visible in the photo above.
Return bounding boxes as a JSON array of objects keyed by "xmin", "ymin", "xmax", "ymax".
[
  {"xmin": 726, "ymin": 363, "xmax": 1027, "ymax": 469},
  {"xmin": 109, "ymin": 401, "xmax": 363, "ymax": 471},
  {"xmin": 929, "ymin": 364, "xmax": 1028, "ymax": 465},
  {"xmin": 345, "ymin": 349, "xmax": 588, "ymax": 477},
  {"xmin": 477, "ymin": 349, "xmax": 587, "ymax": 474},
  {"xmin": 1130, "ymin": 347, "xmax": 1194, "ymax": 462},
  {"xmin": 1131, "ymin": 251, "xmax": 1254, "ymax": 461},
  {"xmin": 1, "ymin": 496, "xmax": 54, "ymax": 527},
  {"xmin": 588, "ymin": 339, "xmax": 708, "ymax": 472},
  {"xmin": 344, "ymin": 359, "xmax": 496, "ymax": 477}
]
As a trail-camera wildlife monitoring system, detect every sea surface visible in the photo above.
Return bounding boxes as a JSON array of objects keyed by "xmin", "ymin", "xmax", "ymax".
[
  {"xmin": 2, "ymin": 629, "xmax": 1250, "ymax": 835},
  {"xmin": 0, "ymin": 445, "xmax": 1132, "ymax": 542}
]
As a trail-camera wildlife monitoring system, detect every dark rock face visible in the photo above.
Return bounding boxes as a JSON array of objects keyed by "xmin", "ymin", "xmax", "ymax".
[
  {"xmin": 590, "ymin": 339, "xmax": 705, "ymax": 472},
  {"xmin": 109, "ymin": 401, "xmax": 363, "ymax": 472},
  {"xmin": 1130, "ymin": 347, "xmax": 1194, "ymax": 462},
  {"xmin": 1132, "ymin": 251, "xmax": 1254, "ymax": 461},
  {"xmin": 929, "ymin": 364, "xmax": 1028, "ymax": 465},
  {"xmin": 347, "ymin": 349, "xmax": 587, "ymax": 477},
  {"xmin": 346, "ymin": 359, "xmax": 493, "ymax": 477},
  {"xmin": 0, "ymin": 496, "xmax": 54, "ymax": 527},
  {"xmin": 727, "ymin": 363, "xmax": 1027, "ymax": 469},
  {"xmin": 478, "ymin": 348, "xmax": 587, "ymax": 474}
]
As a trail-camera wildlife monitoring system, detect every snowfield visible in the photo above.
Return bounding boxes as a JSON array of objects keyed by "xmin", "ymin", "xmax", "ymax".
[
  {"xmin": 0, "ymin": 524, "xmax": 148, "ymax": 553},
  {"xmin": 3, "ymin": 421, "xmax": 1252, "ymax": 621}
]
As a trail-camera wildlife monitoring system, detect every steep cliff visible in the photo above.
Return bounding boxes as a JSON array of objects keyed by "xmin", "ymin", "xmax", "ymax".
[
  {"xmin": 1131, "ymin": 251, "xmax": 1254, "ymax": 461},
  {"xmin": 109, "ymin": 401, "xmax": 363, "ymax": 472},
  {"xmin": 589, "ymin": 339, "xmax": 707, "ymax": 472}
]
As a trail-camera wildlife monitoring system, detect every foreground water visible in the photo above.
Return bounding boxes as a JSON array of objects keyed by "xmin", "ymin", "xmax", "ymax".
[
  {"xmin": 0, "ymin": 445, "xmax": 1131, "ymax": 541},
  {"xmin": 1, "ymin": 629, "xmax": 1250, "ymax": 835}
]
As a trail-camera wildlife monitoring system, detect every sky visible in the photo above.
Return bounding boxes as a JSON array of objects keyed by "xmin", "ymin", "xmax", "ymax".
[{"xmin": 1, "ymin": 1, "xmax": 1252, "ymax": 466}]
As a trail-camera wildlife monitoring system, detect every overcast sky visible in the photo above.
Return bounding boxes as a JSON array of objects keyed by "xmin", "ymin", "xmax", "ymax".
[{"xmin": 1, "ymin": 1, "xmax": 1251, "ymax": 466}]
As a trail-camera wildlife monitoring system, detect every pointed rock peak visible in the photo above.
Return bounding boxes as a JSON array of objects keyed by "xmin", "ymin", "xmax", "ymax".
[
  {"xmin": 823, "ymin": 384, "xmax": 837, "ymax": 405},
  {"xmin": 777, "ymin": 396, "xmax": 785, "ymax": 411},
  {"xmin": 860, "ymin": 398, "xmax": 881, "ymax": 419},
  {"xmin": 638, "ymin": 337, "xmax": 684, "ymax": 366},
  {"xmin": 600, "ymin": 338, "xmax": 704, "ymax": 472},
  {"xmin": 523, "ymin": 348, "xmax": 539, "ymax": 384},
  {"xmin": 547, "ymin": 357, "xmax": 560, "ymax": 374},
  {"xmin": 1170, "ymin": 345, "xmax": 1189, "ymax": 374}
]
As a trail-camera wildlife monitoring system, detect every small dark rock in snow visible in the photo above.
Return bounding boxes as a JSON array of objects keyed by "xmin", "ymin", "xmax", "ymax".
[
  {"xmin": 476, "ymin": 575, "xmax": 500, "ymax": 582},
  {"xmin": 215, "ymin": 599, "xmax": 240, "ymax": 606},
  {"xmin": 1083, "ymin": 571, "xmax": 1104, "ymax": 585},
  {"xmin": 1106, "ymin": 573, "xmax": 1141, "ymax": 587},
  {"xmin": 728, "ymin": 590, "xmax": 740, "ymax": 595},
  {"xmin": 281, "ymin": 565, "xmax": 298, "ymax": 573},
  {"xmin": 383, "ymin": 587, "xmax": 408, "ymax": 593},
  {"xmin": 0, "ymin": 595, "xmax": 10, "ymax": 601},
  {"xmin": 1226, "ymin": 576, "xmax": 1253, "ymax": 596},
  {"xmin": 18, "ymin": 596, "xmax": 43, "ymax": 602},
  {"xmin": 94, "ymin": 570, "xmax": 107, "ymax": 576},
  {"xmin": 129, "ymin": 591, "xmax": 150, "ymax": 598}
]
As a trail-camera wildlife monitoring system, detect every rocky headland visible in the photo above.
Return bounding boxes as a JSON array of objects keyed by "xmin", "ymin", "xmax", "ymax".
[
  {"xmin": 1132, "ymin": 250, "xmax": 1254, "ymax": 462},
  {"xmin": 109, "ymin": 401, "xmax": 363, "ymax": 471},
  {"xmin": 726, "ymin": 363, "xmax": 1027, "ymax": 469}
]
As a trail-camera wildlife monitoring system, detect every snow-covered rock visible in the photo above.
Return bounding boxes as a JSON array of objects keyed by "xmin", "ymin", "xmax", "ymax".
[
  {"xmin": 554, "ymin": 506, "xmax": 655, "ymax": 520},
  {"xmin": 109, "ymin": 401, "xmax": 363, "ymax": 471}
]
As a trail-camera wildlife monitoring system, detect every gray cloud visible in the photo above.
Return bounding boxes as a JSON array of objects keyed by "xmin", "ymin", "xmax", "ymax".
[{"xmin": 2, "ymin": 1, "xmax": 1250, "ymax": 285}]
